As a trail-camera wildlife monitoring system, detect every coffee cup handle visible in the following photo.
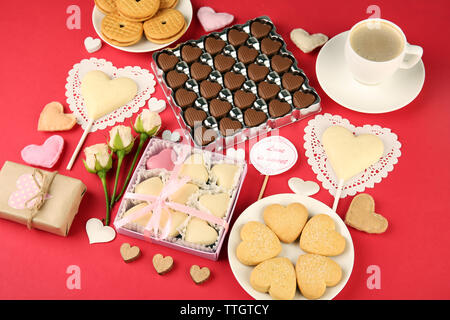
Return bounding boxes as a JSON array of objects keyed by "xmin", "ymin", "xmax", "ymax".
[{"xmin": 400, "ymin": 44, "xmax": 423, "ymax": 69}]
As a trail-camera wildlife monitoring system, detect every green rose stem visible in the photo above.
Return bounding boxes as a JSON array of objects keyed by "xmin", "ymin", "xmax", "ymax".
[
  {"xmin": 113, "ymin": 132, "xmax": 149, "ymax": 204},
  {"xmin": 109, "ymin": 149, "xmax": 125, "ymax": 210},
  {"xmin": 97, "ymin": 170, "xmax": 111, "ymax": 226}
]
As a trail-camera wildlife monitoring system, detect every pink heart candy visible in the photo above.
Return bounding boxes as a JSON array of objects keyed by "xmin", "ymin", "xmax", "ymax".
[
  {"xmin": 21, "ymin": 135, "xmax": 64, "ymax": 168},
  {"xmin": 146, "ymin": 148, "xmax": 176, "ymax": 171},
  {"xmin": 197, "ymin": 7, "xmax": 234, "ymax": 32}
]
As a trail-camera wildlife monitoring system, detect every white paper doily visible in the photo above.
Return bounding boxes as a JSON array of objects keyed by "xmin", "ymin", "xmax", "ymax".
[
  {"xmin": 304, "ymin": 113, "xmax": 402, "ymax": 198},
  {"xmin": 65, "ymin": 58, "xmax": 156, "ymax": 132}
]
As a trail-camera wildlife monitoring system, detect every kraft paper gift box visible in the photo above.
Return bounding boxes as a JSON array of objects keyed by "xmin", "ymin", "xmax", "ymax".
[{"xmin": 0, "ymin": 161, "xmax": 86, "ymax": 236}]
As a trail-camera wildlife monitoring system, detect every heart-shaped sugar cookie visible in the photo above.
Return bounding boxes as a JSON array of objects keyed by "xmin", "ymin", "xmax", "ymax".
[
  {"xmin": 190, "ymin": 265, "xmax": 211, "ymax": 284},
  {"xmin": 210, "ymin": 163, "xmax": 239, "ymax": 190},
  {"xmin": 322, "ymin": 126, "xmax": 384, "ymax": 181},
  {"xmin": 152, "ymin": 253, "xmax": 174, "ymax": 275},
  {"xmin": 250, "ymin": 257, "xmax": 296, "ymax": 300},
  {"xmin": 300, "ymin": 214, "xmax": 346, "ymax": 256},
  {"xmin": 169, "ymin": 183, "xmax": 199, "ymax": 205},
  {"xmin": 236, "ymin": 221, "xmax": 282, "ymax": 266},
  {"xmin": 120, "ymin": 243, "xmax": 141, "ymax": 263},
  {"xmin": 81, "ymin": 70, "xmax": 138, "ymax": 120},
  {"xmin": 38, "ymin": 102, "xmax": 76, "ymax": 132},
  {"xmin": 290, "ymin": 28, "xmax": 328, "ymax": 53},
  {"xmin": 296, "ymin": 254, "xmax": 342, "ymax": 299},
  {"xmin": 263, "ymin": 203, "xmax": 308, "ymax": 243},
  {"xmin": 179, "ymin": 154, "xmax": 209, "ymax": 184},
  {"xmin": 198, "ymin": 193, "xmax": 230, "ymax": 218},
  {"xmin": 184, "ymin": 218, "xmax": 218, "ymax": 245},
  {"xmin": 134, "ymin": 177, "xmax": 164, "ymax": 195},
  {"xmin": 345, "ymin": 194, "xmax": 388, "ymax": 234}
]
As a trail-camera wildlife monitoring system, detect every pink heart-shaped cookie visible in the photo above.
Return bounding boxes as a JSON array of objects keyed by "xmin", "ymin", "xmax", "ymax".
[
  {"xmin": 146, "ymin": 148, "xmax": 176, "ymax": 171},
  {"xmin": 21, "ymin": 135, "xmax": 64, "ymax": 168},
  {"xmin": 197, "ymin": 7, "xmax": 234, "ymax": 32}
]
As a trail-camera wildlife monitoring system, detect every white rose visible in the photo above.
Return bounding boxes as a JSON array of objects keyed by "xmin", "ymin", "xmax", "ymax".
[
  {"xmin": 84, "ymin": 143, "xmax": 112, "ymax": 172},
  {"xmin": 135, "ymin": 109, "xmax": 161, "ymax": 135},
  {"xmin": 108, "ymin": 125, "xmax": 134, "ymax": 152}
]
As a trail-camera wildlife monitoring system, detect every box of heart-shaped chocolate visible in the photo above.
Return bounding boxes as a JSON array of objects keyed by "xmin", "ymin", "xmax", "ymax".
[
  {"xmin": 151, "ymin": 16, "xmax": 321, "ymax": 149},
  {"xmin": 113, "ymin": 138, "xmax": 247, "ymax": 260}
]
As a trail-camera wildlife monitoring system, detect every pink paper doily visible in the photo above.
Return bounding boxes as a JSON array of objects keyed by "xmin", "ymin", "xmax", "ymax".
[
  {"xmin": 65, "ymin": 58, "xmax": 156, "ymax": 132},
  {"xmin": 304, "ymin": 113, "xmax": 402, "ymax": 198}
]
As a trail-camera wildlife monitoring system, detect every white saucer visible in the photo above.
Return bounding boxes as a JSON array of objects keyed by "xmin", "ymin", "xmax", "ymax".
[
  {"xmin": 92, "ymin": 0, "xmax": 193, "ymax": 53},
  {"xmin": 227, "ymin": 193, "xmax": 354, "ymax": 300},
  {"xmin": 316, "ymin": 31, "xmax": 425, "ymax": 113}
]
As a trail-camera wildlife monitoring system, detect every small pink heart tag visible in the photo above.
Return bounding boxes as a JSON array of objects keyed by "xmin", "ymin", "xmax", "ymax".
[
  {"xmin": 197, "ymin": 7, "xmax": 234, "ymax": 32},
  {"xmin": 8, "ymin": 174, "xmax": 51, "ymax": 209},
  {"xmin": 21, "ymin": 135, "xmax": 64, "ymax": 168}
]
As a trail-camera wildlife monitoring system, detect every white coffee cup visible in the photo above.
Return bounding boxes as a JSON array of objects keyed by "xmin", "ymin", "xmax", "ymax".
[{"xmin": 345, "ymin": 18, "xmax": 423, "ymax": 85}]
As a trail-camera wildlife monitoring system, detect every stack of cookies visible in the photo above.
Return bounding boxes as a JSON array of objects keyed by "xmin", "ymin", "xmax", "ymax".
[{"xmin": 96, "ymin": 0, "xmax": 186, "ymax": 46}]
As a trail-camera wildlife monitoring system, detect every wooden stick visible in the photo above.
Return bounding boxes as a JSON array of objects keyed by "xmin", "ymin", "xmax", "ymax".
[
  {"xmin": 66, "ymin": 119, "xmax": 94, "ymax": 170},
  {"xmin": 332, "ymin": 179, "xmax": 345, "ymax": 212},
  {"xmin": 258, "ymin": 175, "xmax": 270, "ymax": 200}
]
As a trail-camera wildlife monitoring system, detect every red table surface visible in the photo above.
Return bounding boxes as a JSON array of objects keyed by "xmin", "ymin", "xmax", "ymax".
[{"xmin": 0, "ymin": 0, "xmax": 449, "ymax": 300}]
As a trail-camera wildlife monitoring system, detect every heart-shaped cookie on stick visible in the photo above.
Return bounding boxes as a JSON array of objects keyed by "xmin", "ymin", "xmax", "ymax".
[{"xmin": 322, "ymin": 125, "xmax": 384, "ymax": 211}]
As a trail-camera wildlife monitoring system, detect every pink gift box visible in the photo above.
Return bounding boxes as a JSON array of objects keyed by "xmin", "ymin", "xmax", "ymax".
[{"xmin": 114, "ymin": 138, "xmax": 247, "ymax": 260}]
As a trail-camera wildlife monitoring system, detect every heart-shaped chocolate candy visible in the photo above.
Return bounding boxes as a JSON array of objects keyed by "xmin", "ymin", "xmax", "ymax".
[
  {"xmin": 258, "ymin": 81, "xmax": 280, "ymax": 101},
  {"xmin": 200, "ymin": 80, "xmax": 222, "ymax": 100},
  {"xmin": 224, "ymin": 71, "xmax": 245, "ymax": 91},
  {"xmin": 234, "ymin": 90, "xmax": 256, "ymax": 109},
  {"xmin": 157, "ymin": 52, "xmax": 179, "ymax": 72},
  {"xmin": 268, "ymin": 99, "xmax": 292, "ymax": 118},
  {"xmin": 271, "ymin": 54, "xmax": 293, "ymax": 74},
  {"xmin": 248, "ymin": 63, "xmax": 269, "ymax": 82},
  {"xmin": 237, "ymin": 46, "xmax": 259, "ymax": 64},
  {"xmin": 244, "ymin": 108, "xmax": 267, "ymax": 127},
  {"xmin": 219, "ymin": 117, "xmax": 242, "ymax": 136},
  {"xmin": 181, "ymin": 44, "xmax": 202, "ymax": 63},
  {"xmin": 166, "ymin": 70, "xmax": 188, "ymax": 89},
  {"xmin": 250, "ymin": 21, "xmax": 273, "ymax": 39},
  {"xmin": 183, "ymin": 107, "xmax": 207, "ymax": 127},
  {"xmin": 227, "ymin": 28, "xmax": 249, "ymax": 47},
  {"xmin": 175, "ymin": 88, "xmax": 197, "ymax": 108},
  {"xmin": 293, "ymin": 91, "xmax": 316, "ymax": 109},
  {"xmin": 214, "ymin": 54, "xmax": 236, "ymax": 73},
  {"xmin": 209, "ymin": 99, "xmax": 232, "ymax": 118},
  {"xmin": 190, "ymin": 62, "xmax": 212, "ymax": 81},
  {"xmin": 204, "ymin": 36, "xmax": 226, "ymax": 55},
  {"xmin": 194, "ymin": 126, "xmax": 217, "ymax": 146},
  {"xmin": 282, "ymin": 72, "xmax": 304, "ymax": 92},
  {"xmin": 261, "ymin": 37, "xmax": 282, "ymax": 56}
]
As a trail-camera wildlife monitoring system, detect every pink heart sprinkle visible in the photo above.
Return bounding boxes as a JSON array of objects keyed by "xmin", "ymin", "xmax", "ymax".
[
  {"xmin": 197, "ymin": 7, "xmax": 234, "ymax": 32},
  {"xmin": 146, "ymin": 148, "xmax": 176, "ymax": 171},
  {"xmin": 21, "ymin": 135, "xmax": 64, "ymax": 168}
]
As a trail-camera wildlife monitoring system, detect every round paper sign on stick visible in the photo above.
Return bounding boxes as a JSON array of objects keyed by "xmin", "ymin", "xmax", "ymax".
[{"xmin": 250, "ymin": 136, "xmax": 298, "ymax": 199}]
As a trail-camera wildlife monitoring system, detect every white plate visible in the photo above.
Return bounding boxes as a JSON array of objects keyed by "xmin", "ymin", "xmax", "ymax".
[
  {"xmin": 316, "ymin": 31, "xmax": 425, "ymax": 113},
  {"xmin": 92, "ymin": 0, "xmax": 193, "ymax": 53},
  {"xmin": 227, "ymin": 193, "xmax": 354, "ymax": 300}
]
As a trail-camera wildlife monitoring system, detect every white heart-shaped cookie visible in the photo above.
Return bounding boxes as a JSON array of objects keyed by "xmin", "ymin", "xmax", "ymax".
[
  {"xmin": 211, "ymin": 163, "xmax": 239, "ymax": 190},
  {"xmin": 288, "ymin": 178, "xmax": 320, "ymax": 196},
  {"xmin": 184, "ymin": 218, "xmax": 218, "ymax": 245},
  {"xmin": 322, "ymin": 126, "xmax": 384, "ymax": 181},
  {"xmin": 179, "ymin": 154, "xmax": 209, "ymax": 184},
  {"xmin": 81, "ymin": 70, "xmax": 138, "ymax": 120},
  {"xmin": 290, "ymin": 28, "xmax": 328, "ymax": 53},
  {"xmin": 198, "ymin": 193, "xmax": 230, "ymax": 218},
  {"xmin": 84, "ymin": 37, "xmax": 102, "ymax": 53}
]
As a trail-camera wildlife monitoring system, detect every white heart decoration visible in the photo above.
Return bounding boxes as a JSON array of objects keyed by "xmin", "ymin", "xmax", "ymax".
[
  {"xmin": 288, "ymin": 178, "xmax": 320, "ymax": 197},
  {"xmin": 86, "ymin": 218, "xmax": 116, "ymax": 244},
  {"xmin": 290, "ymin": 28, "xmax": 328, "ymax": 53},
  {"xmin": 226, "ymin": 148, "xmax": 245, "ymax": 161},
  {"xmin": 197, "ymin": 7, "xmax": 234, "ymax": 32},
  {"xmin": 148, "ymin": 97, "xmax": 167, "ymax": 113},
  {"xmin": 84, "ymin": 37, "xmax": 102, "ymax": 53},
  {"xmin": 162, "ymin": 130, "xmax": 181, "ymax": 142}
]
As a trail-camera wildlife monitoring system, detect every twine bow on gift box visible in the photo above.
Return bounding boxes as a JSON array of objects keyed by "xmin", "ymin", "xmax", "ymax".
[
  {"xmin": 24, "ymin": 169, "xmax": 57, "ymax": 229},
  {"xmin": 114, "ymin": 171, "xmax": 228, "ymax": 240}
]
